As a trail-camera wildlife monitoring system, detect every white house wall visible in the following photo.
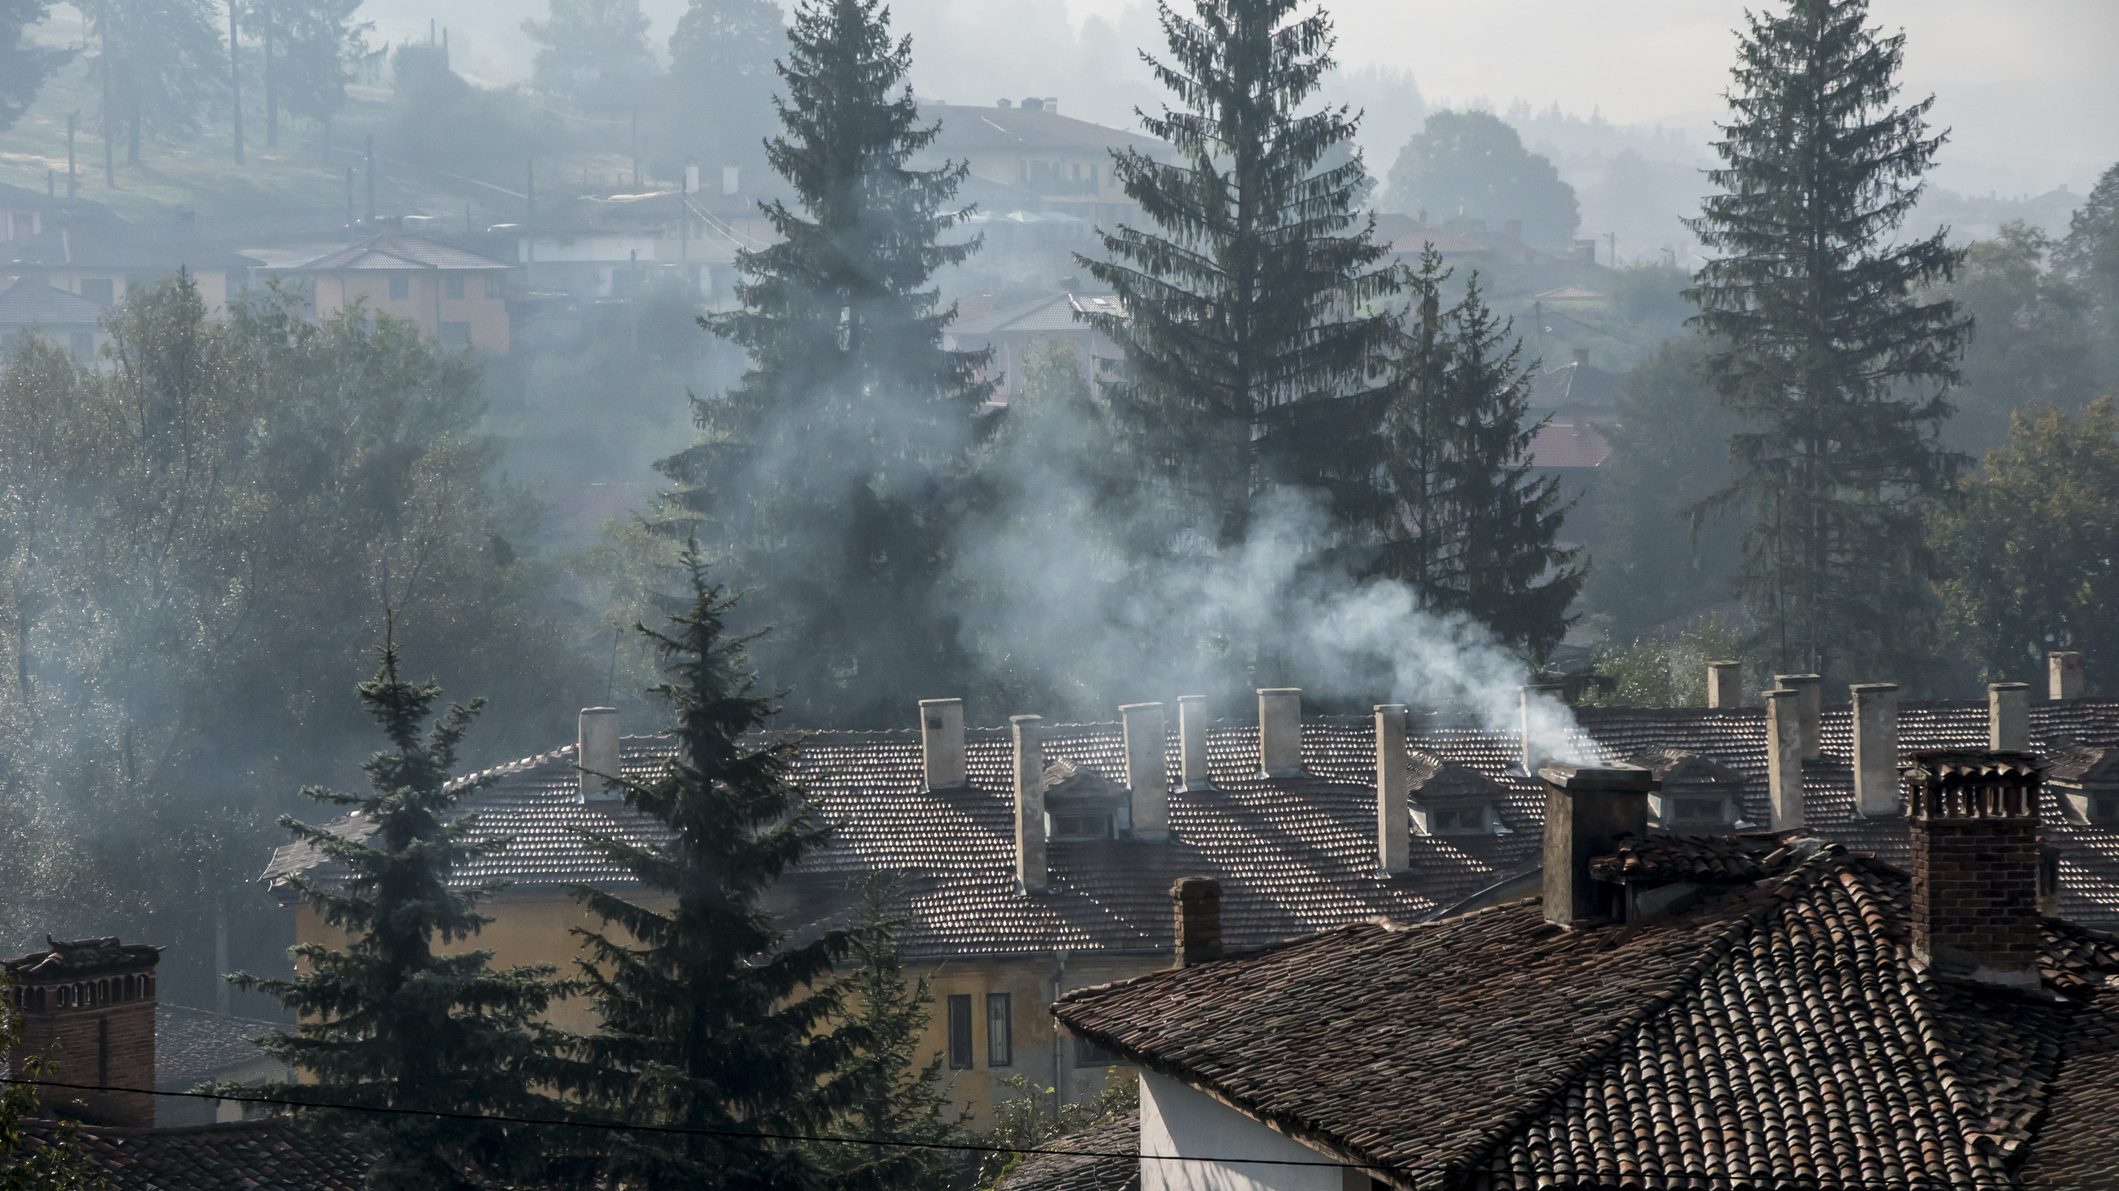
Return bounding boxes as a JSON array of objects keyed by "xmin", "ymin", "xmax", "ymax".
[{"xmin": 1140, "ymin": 1070, "xmax": 1367, "ymax": 1191}]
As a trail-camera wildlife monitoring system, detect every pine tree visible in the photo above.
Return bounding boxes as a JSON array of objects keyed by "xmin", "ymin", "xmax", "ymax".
[
  {"xmin": 1376, "ymin": 250, "xmax": 1582, "ymax": 661},
  {"xmin": 80, "ymin": 0, "xmax": 223, "ymax": 167},
  {"xmin": 0, "ymin": 0, "xmax": 68, "ymax": 134},
  {"xmin": 1685, "ymin": 0, "xmax": 1968, "ymax": 679},
  {"xmin": 820, "ymin": 876, "xmax": 962, "ymax": 1190},
  {"xmin": 562, "ymin": 546, "xmax": 859, "ymax": 1189},
  {"xmin": 241, "ymin": 0, "xmax": 367, "ymax": 148},
  {"xmin": 1080, "ymin": 0, "xmax": 1399, "ymax": 548},
  {"xmin": 231, "ymin": 626, "xmax": 567, "ymax": 1190},
  {"xmin": 656, "ymin": 0, "xmax": 992, "ymax": 726}
]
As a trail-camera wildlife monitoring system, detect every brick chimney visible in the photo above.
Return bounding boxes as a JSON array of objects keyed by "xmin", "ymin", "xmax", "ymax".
[
  {"xmin": 1374, "ymin": 704, "xmax": 1411, "ymax": 874},
  {"xmin": 1989, "ymin": 682, "xmax": 2031, "ymax": 752},
  {"xmin": 1541, "ymin": 763, "xmax": 1653, "ymax": 926},
  {"xmin": 1764, "ymin": 688, "xmax": 1804, "ymax": 830},
  {"xmin": 5, "ymin": 938, "xmax": 160, "ymax": 1127},
  {"xmin": 1120, "ymin": 701, "xmax": 1168, "ymax": 840},
  {"xmin": 2049, "ymin": 650, "xmax": 2084, "ymax": 700},
  {"xmin": 1012, "ymin": 715, "xmax": 1047, "ymax": 893},
  {"xmin": 1773, "ymin": 673, "xmax": 1822, "ymax": 759},
  {"xmin": 1519, "ymin": 684, "xmax": 1565, "ymax": 774},
  {"xmin": 578, "ymin": 706, "xmax": 621, "ymax": 801},
  {"xmin": 1851, "ymin": 683, "xmax": 1900, "ymax": 817},
  {"xmin": 1257, "ymin": 688, "xmax": 1303, "ymax": 778},
  {"xmin": 918, "ymin": 698, "xmax": 966, "ymax": 790},
  {"xmin": 1171, "ymin": 876, "xmax": 1223, "ymax": 966},
  {"xmin": 1902, "ymin": 751, "xmax": 2045, "ymax": 988},
  {"xmin": 1177, "ymin": 695, "xmax": 1210, "ymax": 791},
  {"xmin": 1706, "ymin": 660, "xmax": 1743, "ymax": 709}
]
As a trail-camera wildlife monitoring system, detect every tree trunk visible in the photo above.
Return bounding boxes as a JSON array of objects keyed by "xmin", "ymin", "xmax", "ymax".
[{"xmin": 264, "ymin": 12, "xmax": 278, "ymax": 149}]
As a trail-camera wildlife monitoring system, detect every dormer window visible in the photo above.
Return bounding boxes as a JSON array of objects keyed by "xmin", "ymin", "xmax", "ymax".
[
  {"xmin": 2046, "ymin": 744, "xmax": 2119, "ymax": 826},
  {"xmin": 1427, "ymin": 806, "xmax": 1490, "ymax": 835},
  {"xmin": 1040, "ymin": 758, "xmax": 1131, "ymax": 840},
  {"xmin": 1051, "ymin": 812, "xmax": 1115, "ymax": 841},
  {"xmin": 1407, "ymin": 751, "xmax": 1505, "ymax": 837},
  {"xmin": 1671, "ymin": 797, "xmax": 1731, "ymax": 826},
  {"xmin": 1632, "ymin": 749, "xmax": 1743, "ymax": 834},
  {"xmin": 2097, "ymin": 794, "xmax": 2119, "ymax": 824}
]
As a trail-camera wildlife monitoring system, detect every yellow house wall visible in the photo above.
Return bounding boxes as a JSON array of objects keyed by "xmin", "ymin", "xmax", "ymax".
[
  {"xmin": 308, "ymin": 271, "xmax": 510, "ymax": 353},
  {"xmin": 53, "ymin": 267, "xmax": 236, "ymax": 314}
]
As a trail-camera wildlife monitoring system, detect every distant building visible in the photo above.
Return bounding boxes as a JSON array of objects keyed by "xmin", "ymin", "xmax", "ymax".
[
  {"xmin": 0, "ymin": 274, "xmax": 109, "ymax": 363},
  {"xmin": 945, "ymin": 290, "xmax": 1124, "ymax": 402},
  {"xmin": 921, "ymin": 98, "xmax": 1168, "ymax": 226},
  {"xmin": 4, "ymin": 222, "xmax": 259, "ymax": 315},
  {"xmin": 275, "ymin": 233, "xmax": 514, "ymax": 353},
  {"xmin": 513, "ymin": 189, "xmax": 759, "ymax": 303}
]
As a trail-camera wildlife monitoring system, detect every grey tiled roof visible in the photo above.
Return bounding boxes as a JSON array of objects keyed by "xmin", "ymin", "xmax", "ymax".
[
  {"xmin": 20, "ymin": 1117, "xmax": 370, "ymax": 1189},
  {"xmin": 282, "ymin": 232, "xmax": 510, "ymax": 272},
  {"xmin": 263, "ymin": 698, "xmax": 2119, "ymax": 960},
  {"xmin": 996, "ymin": 1109, "xmax": 1140, "ymax": 1191},
  {"xmin": 154, "ymin": 1005, "xmax": 281, "ymax": 1090},
  {"xmin": 0, "ymin": 275, "xmax": 104, "ymax": 327}
]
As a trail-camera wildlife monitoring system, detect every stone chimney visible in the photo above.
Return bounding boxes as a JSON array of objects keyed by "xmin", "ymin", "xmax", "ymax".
[
  {"xmin": 1764, "ymin": 688, "xmax": 1804, "ymax": 830},
  {"xmin": 1257, "ymin": 688, "xmax": 1303, "ymax": 778},
  {"xmin": 1706, "ymin": 661, "xmax": 1743, "ymax": 709},
  {"xmin": 2049, "ymin": 650, "xmax": 2084, "ymax": 700},
  {"xmin": 1172, "ymin": 876, "xmax": 1222, "ymax": 966},
  {"xmin": 1851, "ymin": 683, "xmax": 1900, "ymax": 817},
  {"xmin": 1012, "ymin": 715, "xmax": 1047, "ymax": 893},
  {"xmin": 918, "ymin": 698, "xmax": 966, "ymax": 790},
  {"xmin": 1773, "ymin": 673, "xmax": 1822, "ymax": 759},
  {"xmin": 1541, "ymin": 763, "xmax": 1653, "ymax": 926},
  {"xmin": 1519, "ymin": 684, "xmax": 1565, "ymax": 774},
  {"xmin": 1902, "ymin": 751, "xmax": 2045, "ymax": 988},
  {"xmin": 1989, "ymin": 682, "xmax": 2031, "ymax": 752},
  {"xmin": 578, "ymin": 706, "xmax": 621, "ymax": 801},
  {"xmin": 1374, "ymin": 704, "xmax": 1411, "ymax": 874},
  {"xmin": 1120, "ymin": 702, "xmax": 1168, "ymax": 840},
  {"xmin": 5, "ymin": 938, "xmax": 160, "ymax": 1127},
  {"xmin": 1177, "ymin": 695, "xmax": 1210, "ymax": 791}
]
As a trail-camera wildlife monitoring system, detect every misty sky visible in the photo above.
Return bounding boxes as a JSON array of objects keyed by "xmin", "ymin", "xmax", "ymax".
[{"xmin": 375, "ymin": 0, "xmax": 2117, "ymax": 195}]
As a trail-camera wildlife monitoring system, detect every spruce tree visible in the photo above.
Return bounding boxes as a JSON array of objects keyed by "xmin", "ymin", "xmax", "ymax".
[
  {"xmin": 657, "ymin": 0, "xmax": 992, "ymax": 726},
  {"xmin": 1376, "ymin": 250, "xmax": 1582, "ymax": 661},
  {"xmin": 232, "ymin": 627, "xmax": 568, "ymax": 1190},
  {"xmin": 1685, "ymin": 0, "xmax": 1968, "ymax": 678},
  {"xmin": 562, "ymin": 546, "xmax": 858, "ymax": 1189},
  {"xmin": 0, "ymin": 0, "xmax": 68, "ymax": 134},
  {"xmin": 1080, "ymin": 0, "xmax": 1399, "ymax": 547}
]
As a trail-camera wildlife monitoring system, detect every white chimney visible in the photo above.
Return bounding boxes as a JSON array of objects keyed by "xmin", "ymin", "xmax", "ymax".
[
  {"xmin": 1120, "ymin": 702, "xmax": 1168, "ymax": 840},
  {"xmin": 578, "ymin": 707, "xmax": 621, "ymax": 801},
  {"xmin": 919, "ymin": 698, "xmax": 965, "ymax": 790},
  {"xmin": 720, "ymin": 165, "xmax": 739, "ymax": 196},
  {"xmin": 1519, "ymin": 684, "xmax": 1565, "ymax": 774},
  {"xmin": 2050, "ymin": 650, "xmax": 2084, "ymax": 700},
  {"xmin": 1706, "ymin": 660, "xmax": 1742, "ymax": 709},
  {"xmin": 1989, "ymin": 682, "xmax": 2030, "ymax": 752},
  {"xmin": 1773, "ymin": 673, "xmax": 1822, "ymax": 759},
  {"xmin": 1851, "ymin": 683, "xmax": 1900, "ymax": 817},
  {"xmin": 1177, "ymin": 695, "xmax": 1210, "ymax": 791},
  {"xmin": 1374, "ymin": 704, "xmax": 1410, "ymax": 874},
  {"xmin": 1257, "ymin": 688, "xmax": 1302, "ymax": 778},
  {"xmin": 1012, "ymin": 715, "xmax": 1046, "ymax": 893},
  {"xmin": 1764, "ymin": 689, "xmax": 1803, "ymax": 830}
]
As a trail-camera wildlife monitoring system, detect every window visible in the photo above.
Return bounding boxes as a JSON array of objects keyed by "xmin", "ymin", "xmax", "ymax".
[
  {"xmin": 388, "ymin": 274, "xmax": 409, "ymax": 300},
  {"xmin": 1050, "ymin": 812, "xmax": 1113, "ymax": 841},
  {"xmin": 985, "ymin": 993, "xmax": 1012, "ymax": 1067},
  {"xmin": 439, "ymin": 321, "xmax": 472, "ymax": 347},
  {"xmin": 2097, "ymin": 794, "xmax": 2119, "ymax": 823},
  {"xmin": 1073, "ymin": 1033, "xmax": 1122, "ymax": 1067},
  {"xmin": 444, "ymin": 274, "xmax": 466, "ymax": 300},
  {"xmin": 9, "ymin": 211, "xmax": 31, "ymax": 239},
  {"xmin": 1431, "ymin": 806, "xmax": 1486, "ymax": 834},
  {"xmin": 946, "ymin": 994, "xmax": 973, "ymax": 1070},
  {"xmin": 1673, "ymin": 798, "xmax": 1725, "ymax": 824},
  {"xmin": 80, "ymin": 278, "xmax": 114, "ymax": 305}
]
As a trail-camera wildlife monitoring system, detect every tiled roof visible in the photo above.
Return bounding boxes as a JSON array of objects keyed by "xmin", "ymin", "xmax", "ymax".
[
  {"xmin": 8, "ymin": 228, "xmax": 259, "ymax": 272},
  {"xmin": 1524, "ymin": 417, "xmax": 1611, "ymax": 470},
  {"xmin": 924, "ymin": 103, "xmax": 1168, "ymax": 155},
  {"xmin": 0, "ymin": 275, "xmax": 105, "ymax": 327},
  {"xmin": 18, "ymin": 1117, "xmax": 371, "ymax": 1190},
  {"xmin": 996, "ymin": 1109, "xmax": 1141, "ymax": 1191},
  {"xmin": 950, "ymin": 291, "xmax": 1120, "ymax": 337},
  {"xmin": 154, "ymin": 1005, "xmax": 281, "ymax": 1090},
  {"xmin": 262, "ymin": 698, "xmax": 2119, "ymax": 959},
  {"xmin": 283, "ymin": 232, "xmax": 510, "ymax": 272},
  {"xmin": 1053, "ymin": 843, "xmax": 2119, "ymax": 1190}
]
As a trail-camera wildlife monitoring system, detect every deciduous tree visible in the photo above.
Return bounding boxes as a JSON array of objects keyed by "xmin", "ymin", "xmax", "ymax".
[{"xmin": 1384, "ymin": 109, "xmax": 1579, "ymax": 248}]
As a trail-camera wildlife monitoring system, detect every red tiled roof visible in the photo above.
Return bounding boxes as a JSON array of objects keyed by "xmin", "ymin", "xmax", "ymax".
[
  {"xmin": 18, "ymin": 1117, "xmax": 371, "ymax": 1190},
  {"xmin": 1053, "ymin": 844, "xmax": 2119, "ymax": 1190},
  {"xmin": 996, "ymin": 1109, "xmax": 1141, "ymax": 1191},
  {"xmin": 1525, "ymin": 418, "xmax": 1612, "ymax": 470}
]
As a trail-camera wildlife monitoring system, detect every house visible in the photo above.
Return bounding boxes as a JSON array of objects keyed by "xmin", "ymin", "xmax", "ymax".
[
  {"xmin": 261, "ymin": 653, "xmax": 2119, "ymax": 1130},
  {"xmin": 275, "ymin": 232, "xmax": 514, "ymax": 353},
  {"xmin": 0, "ymin": 274, "xmax": 108, "ymax": 363},
  {"xmin": 921, "ymin": 99, "xmax": 1168, "ymax": 225},
  {"xmin": 5, "ymin": 223, "xmax": 260, "ymax": 314},
  {"xmin": 0, "ymin": 181, "xmax": 112, "ymax": 247},
  {"xmin": 512, "ymin": 189, "xmax": 750, "ymax": 303},
  {"xmin": 1045, "ymin": 752, "xmax": 2119, "ymax": 1190},
  {"xmin": 14, "ymin": 1117, "xmax": 371, "ymax": 1189},
  {"xmin": 945, "ymin": 290, "xmax": 1124, "ymax": 401}
]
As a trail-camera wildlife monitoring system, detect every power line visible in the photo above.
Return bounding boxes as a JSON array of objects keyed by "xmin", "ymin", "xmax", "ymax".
[{"xmin": 0, "ymin": 1076, "xmax": 2031, "ymax": 1188}]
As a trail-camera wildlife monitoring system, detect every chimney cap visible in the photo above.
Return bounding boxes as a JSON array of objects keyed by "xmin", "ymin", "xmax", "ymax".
[
  {"xmin": 1850, "ymin": 681, "xmax": 1901, "ymax": 692},
  {"xmin": 1539, "ymin": 762, "xmax": 1655, "ymax": 793},
  {"xmin": 1988, "ymin": 680, "xmax": 2032, "ymax": 691}
]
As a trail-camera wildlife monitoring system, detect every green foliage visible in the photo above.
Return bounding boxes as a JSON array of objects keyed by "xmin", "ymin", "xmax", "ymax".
[
  {"xmin": 1607, "ymin": 261, "xmax": 1693, "ymax": 332},
  {"xmin": 230, "ymin": 631, "xmax": 569, "ymax": 1189},
  {"xmin": 1578, "ymin": 614, "xmax": 1749, "ymax": 708},
  {"xmin": 240, "ymin": 0, "xmax": 368, "ymax": 137},
  {"xmin": 522, "ymin": 0, "xmax": 658, "ymax": 116},
  {"xmin": 656, "ymin": 0, "xmax": 784, "ymax": 182},
  {"xmin": 1374, "ymin": 250, "xmax": 1583, "ymax": 662},
  {"xmin": 80, "ymin": 0, "xmax": 224, "ymax": 165},
  {"xmin": 2059, "ymin": 163, "xmax": 2119, "ymax": 309},
  {"xmin": 976, "ymin": 1070, "xmax": 1138, "ymax": 1186},
  {"xmin": 561, "ymin": 548, "xmax": 859, "ymax": 1188},
  {"xmin": 0, "ymin": 994, "xmax": 101, "ymax": 1190},
  {"xmin": 1942, "ymin": 222, "xmax": 2098, "ymax": 454},
  {"xmin": 0, "ymin": 276, "xmax": 584, "ymax": 1006},
  {"xmin": 1080, "ymin": 0, "xmax": 1399, "ymax": 554},
  {"xmin": 1935, "ymin": 398, "xmax": 2119, "ymax": 690},
  {"xmin": 657, "ymin": 0, "xmax": 993, "ymax": 726},
  {"xmin": 1685, "ymin": 0, "xmax": 1968, "ymax": 683},
  {"xmin": 1383, "ymin": 109, "xmax": 1579, "ymax": 248},
  {"xmin": 385, "ymin": 44, "xmax": 544, "ymax": 181},
  {"xmin": 0, "ymin": 0, "xmax": 67, "ymax": 134}
]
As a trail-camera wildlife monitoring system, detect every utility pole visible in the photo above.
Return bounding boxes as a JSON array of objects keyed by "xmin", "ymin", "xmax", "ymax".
[
  {"xmin": 65, "ymin": 112, "xmax": 76, "ymax": 199},
  {"xmin": 525, "ymin": 160, "xmax": 536, "ymax": 288},
  {"xmin": 99, "ymin": 30, "xmax": 114, "ymax": 188},
  {"xmin": 228, "ymin": 0, "xmax": 245, "ymax": 164},
  {"xmin": 631, "ymin": 107, "xmax": 641, "ymax": 189},
  {"xmin": 364, "ymin": 133, "xmax": 376, "ymax": 225},
  {"xmin": 263, "ymin": 1, "xmax": 279, "ymax": 149},
  {"xmin": 1605, "ymin": 231, "xmax": 1617, "ymax": 269},
  {"xmin": 345, "ymin": 165, "xmax": 354, "ymax": 227}
]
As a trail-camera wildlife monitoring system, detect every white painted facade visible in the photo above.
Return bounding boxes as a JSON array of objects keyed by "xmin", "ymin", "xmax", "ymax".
[{"xmin": 1139, "ymin": 1070, "xmax": 1369, "ymax": 1191}]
